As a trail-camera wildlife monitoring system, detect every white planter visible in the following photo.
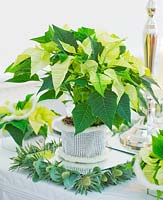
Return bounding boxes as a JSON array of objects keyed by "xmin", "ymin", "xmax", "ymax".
[
  {"xmin": 23, "ymin": 135, "xmax": 45, "ymax": 147},
  {"xmin": 134, "ymin": 154, "xmax": 163, "ymax": 191},
  {"xmin": 57, "ymin": 119, "xmax": 108, "ymax": 158},
  {"xmin": 1, "ymin": 135, "xmax": 45, "ymax": 152}
]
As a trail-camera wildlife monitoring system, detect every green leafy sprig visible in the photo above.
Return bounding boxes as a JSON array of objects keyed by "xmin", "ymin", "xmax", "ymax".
[{"xmin": 10, "ymin": 140, "xmax": 134, "ymax": 195}]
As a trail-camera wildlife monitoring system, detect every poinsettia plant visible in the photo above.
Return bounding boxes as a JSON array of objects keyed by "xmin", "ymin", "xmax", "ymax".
[
  {"xmin": 4, "ymin": 25, "xmax": 158, "ymax": 134},
  {"xmin": 0, "ymin": 94, "xmax": 56, "ymax": 146},
  {"xmin": 134, "ymin": 130, "xmax": 163, "ymax": 199}
]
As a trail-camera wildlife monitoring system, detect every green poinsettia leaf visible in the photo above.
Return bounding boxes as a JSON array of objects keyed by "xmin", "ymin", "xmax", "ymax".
[
  {"xmin": 142, "ymin": 75, "xmax": 160, "ymax": 88},
  {"xmin": 117, "ymin": 93, "xmax": 131, "ymax": 124},
  {"xmin": 39, "ymin": 125, "xmax": 48, "ymax": 138},
  {"xmin": 5, "ymin": 120, "xmax": 28, "ymax": 133},
  {"xmin": 88, "ymin": 90, "xmax": 117, "ymax": 129},
  {"xmin": 22, "ymin": 47, "xmax": 50, "ymax": 75},
  {"xmin": 124, "ymin": 83, "xmax": 138, "ymax": 110},
  {"xmin": 90, "ymin": 72, "xmax": 111, "ymax": 96},
  {"xmin": 7, "ymin": 74, "xmax": 39, "ymax": 83},
  {"xmin": 119, "ymin": 45, "xmax": 126, "ymax": 55},
  {"xmin": 74, "ymin": 27, "xmax": 95, "ymax": 42},
  {"xmin": 70, "ymin": 78, "xmax": 88, "ymax": 87},
  {"xmin": 90, "ymin": 37, "xmax": 103, "ymax": 62},
  {"xmin": 38, "ymin": 75, "xmax": 53, "ymax": 93},
  {"xmin": 5, "ymin": 58, "xmax": 39, "ymax": 83},
  {"xmin": 159, "ymin": 130, "xmax": 163, "ymax": 136},
  {"xmin": 5, "ymin": 57, "xmax": 31, "ymax": 73},
  {"xmin": 41, "ymin": 41, "xmax": 58, "ymax": 53},
  {"xmin": 137, "ymin": 90, "xmax": 148, "ymax": 109},
  {"xmin": 38, "ymin": 89, "xmax": 55, "ymax": 102},
  {"xmin": 16, "ymin": 94, "xmax": 33, "ymax": 110},
  {"xmin": 116, "ymin": 70, "xmax": 139, "ymax": 87},
  {"xmin": 31, "ymin": 26, "xmax": 54, "ymax": 43},
  {"xmin": 52, "ymin": 25, "xmax": 78, "ymax": 51},
  {"xmin": 51, "ymin": 56, "xmax": 73, "ymax": 95},
  {"xmin": 72, "ymin": 103, "xmax": 96, "ymax": 134},
  {"xmin": 141, "ymin": 78, "xmax": 159, "ymax": 104},
  {"xmin": 4, "ymin": 120, "xmax": 28, "ymax": 146},
  {"xmin": 113, "ymin": 113, "xmax": 125, "ymax": 128},
  {"xmin": 152, "ymin": 133, "xmax": 163, "ymax": 159}
]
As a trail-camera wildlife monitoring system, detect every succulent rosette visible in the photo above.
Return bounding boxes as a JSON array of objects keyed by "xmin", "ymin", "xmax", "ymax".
[{"xmin": 134, "ymin": 130, "xmax": 163, "ymax": 198}]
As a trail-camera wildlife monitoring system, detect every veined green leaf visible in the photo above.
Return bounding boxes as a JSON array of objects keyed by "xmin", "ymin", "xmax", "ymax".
[
  {"xmin": 78, "ymin": 38, "xmax": 92, "ymax": 56},
  {"xmin": 125, "ymin": 83, "xmax": 138, "ymax": 110},
  {"xmin": 7, "ymin": 73, "xmax": 39, "ymax": 83},
  {"xmin": 107, "ymin": 58, "xmax": 132, "ymax": 69},
  {"xmin": 81, "ymin": 60, "xmax": 98, "ymax": 75},
  {"xmin": 105, "ymin": 69, "xmax": 124, "ymax": 101},
  {"xmin": 140, "ymin": 148, "xmax": 159, "ymax": 165},
  {"xmin": 5, "ymin": 58, "xmax": 39, "ymax": 83},
  {"xmin": 23, "ymin": 47, "xmax": 50, "ymax": 75},
  {"xmin": 152, "ymin": 133, "xmax": 163, "ymax": 159},
  {"xmin": 60, "ymin": 41, "xmax": 76, "ymax": 54},
  {"xmin": 96, "ymin": 31, "xmax": 124, "ymax": 46},
  {"xmin": 14, "ymin": 54, "xmax": 30, "ymax": 66},
  {"xmin": 141, "ymin": 78, "xmax": 159, "ymax": 104},
  {"xmin": 41, "ymin": 41, "xmax": 59, "ymax": 53},
  {"xmin": 38, "ymin": 89, "xmax": 56, "ymax": 102},
  {"xmin": 29, "ymin": 105, "xmax": 55, "ymax": 135},
  {"xmin": 4, "ymin": 120, "xmax": 28, "ymax": 146},
  {"xmin": 72, "ymin": 102, "xmax": 96, "ymax": 134},
  {"xmin": 31, "ymin": 26, "xmax": 54, "ymax": 43},
  {"xmin": 51, "ymin": 56, "xmax": 73, "ymax": 95},
  {"xmin": 73, "ymin": 27, "xmax": 95, "ymax": 42},
  {"xmin": 143, "ymin": 164, "xmax": 155, "ymax": 184},
  {"xmin": 90, "ymin": 37, "xmax": 103, "ymax": 62},
  {"xmin": 90, "ymin": 72, "xmax": 111, "ymax": 96},
  {"xmin": 16, "ymin": 94, "xmax": 33, "ymax": 110},
  {"xmin": 99, "ymin": 40, "xmax": 123, "ymax": 64},
  {"xmin": 122, "ymin": 51, "xmax": 145, "ymax": 76},
  {"xmin": 88, "ymin": 90, "xmax": 117, "ymax": 129},
  {"xmin": 38, "ymin": 75, "xmax": 53, "ymax": 93},
  {"xmin": 52, "ymin": 25, "xmax": 78, "ymax": 51},
  {"xmin": 156, "ymin": 166, "xmax": 163, "ymax": 185},
  {"xmin": 117, "ymin": 93, "xmax": 131, "ymax": 124}
]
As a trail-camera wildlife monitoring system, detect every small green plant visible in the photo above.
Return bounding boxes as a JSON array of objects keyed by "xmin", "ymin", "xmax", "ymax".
[
  {"xmin": 137, "ymin": 130, "xmax": 163, "ymax": 199},
  {"xmin": 5, "ymin": 25, "xmax": 158, "ymax": 134},
  {"xmin": 0, "ymin": 94, "xmax": 56, "ymax": 146}
]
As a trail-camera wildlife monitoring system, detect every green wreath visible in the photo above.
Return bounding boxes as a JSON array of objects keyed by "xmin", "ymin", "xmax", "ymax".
[{"xmin": 10, "ymin": 140, "xmax": 134, "ymax": 195}]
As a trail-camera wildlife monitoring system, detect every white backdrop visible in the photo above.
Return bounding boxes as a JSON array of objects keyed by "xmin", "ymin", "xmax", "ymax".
[{"xmin": 0, "ymin": 0, "xmax": 163, "ymax": 74}]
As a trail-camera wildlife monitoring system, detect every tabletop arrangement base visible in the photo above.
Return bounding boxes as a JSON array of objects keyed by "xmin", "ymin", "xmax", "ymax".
[{"xmin": 52, "ymin": 147, "xmax": 132, "ymax": 174}]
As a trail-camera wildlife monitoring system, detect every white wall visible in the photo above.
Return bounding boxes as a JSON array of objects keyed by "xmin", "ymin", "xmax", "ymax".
[{"xmin": 0, "ymin": 0, "xmax": 163, "ymax": 74}]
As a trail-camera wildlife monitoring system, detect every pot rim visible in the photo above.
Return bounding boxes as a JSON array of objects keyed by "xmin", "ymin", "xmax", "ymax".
[{"xmin": 55, "ymin": 117, "xmax": 108, "ymax": 134}]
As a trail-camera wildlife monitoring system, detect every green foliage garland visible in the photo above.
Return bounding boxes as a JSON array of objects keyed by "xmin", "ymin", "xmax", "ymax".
[{"xmin": 10, "ymin": 140, "xmax": 134, "ymax": 195}]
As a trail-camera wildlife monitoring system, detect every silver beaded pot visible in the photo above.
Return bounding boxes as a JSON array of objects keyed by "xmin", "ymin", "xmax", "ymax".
[{"xmin": 57, "ymin": 119, "xmax": 108, "ymax": 158}]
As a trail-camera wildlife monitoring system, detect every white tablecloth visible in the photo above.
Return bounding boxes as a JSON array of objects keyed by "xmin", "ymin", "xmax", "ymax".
[
  {"xmin": 0, "ymin": 138, "xmax": 155, "ymax": 200},
  {"xmin": 0, "ymin": 82, "xmax": 155, "ymax": 200}
]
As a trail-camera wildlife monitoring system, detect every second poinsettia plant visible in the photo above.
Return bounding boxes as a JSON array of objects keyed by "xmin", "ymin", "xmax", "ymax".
[
  {"xmin": 0, "ymin": 94, "xmax": 56, "ymax": 146},
  {"xmin": 5, "ymin": 25, "xmax": 158, "ymax": 134}
]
